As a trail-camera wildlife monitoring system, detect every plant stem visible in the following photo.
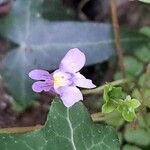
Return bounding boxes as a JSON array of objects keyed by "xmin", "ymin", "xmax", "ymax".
[
  {"xmin": 91, "ymin": 112, "xmax": 105, "ymax": 122},
  {"xmin": 82, "ymin": 78, "xmax": 129, "ymax": 95},
  {"xmin": 0, "ymin": 125, "xmax": 42, "ymax": 134},
  {"xmin": 110, "ymin": 0, "xmax": 125, "ymax": 78},
  {"xmin": 0, "ymin": 113, "xmax": 106, "ymax": 134}
]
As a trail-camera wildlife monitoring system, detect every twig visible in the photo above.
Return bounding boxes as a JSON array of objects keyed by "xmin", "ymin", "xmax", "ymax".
[
  {"xmin": 0, "ymin": 125, "xmax": 42, "ymax": 134},
  {"xmin": 91, "ymin": 112, "xmax": 105, "ymax": 122},
  {"xmin": 110, "ymin": 0, "xmax": 125, "ymax": 78},
  {"xmin": 82, "ymin": 78, "xmax": 129, "ymax": 95}
]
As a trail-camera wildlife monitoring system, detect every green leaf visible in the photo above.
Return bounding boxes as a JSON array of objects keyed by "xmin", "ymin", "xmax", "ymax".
[
  {"xmin": 124, "ymin": 56, "xmax": 143, "ymax": 77},
  {"xmin": 103, "ymin": 84, "xmax": 123, "ymax": 103},
  {"xmin": 140, "ymin": 27, "xmax": 150, "ymax": 38},
  {"xmin": 132, "ymin": 89, "xmax": 142, "ymax": 101},
  {"xmin": 134, "ymin": 46, "xmax": 150, "ymax": 63},
  {"xmin": 102, "ymin": 101, "xmax": 117, "ymax": 113},
  {"xmin": 42, "ymin": 0, "xmax": 76, "ymax": 20},
  {"xmin": 103, "ymin": 84, "xmax": 112, "ymax": 102},
  {"xmin": 124, "ymin": 96, "xmax": 141, "ymax": 109},
  {"xmin": 138, "ymin": 73, "xmax": 150, "ymax": 89},
  {"xmin": 137, "ymin": 113, "xmax": 150, "ymax": 128},
  {"xmin": 105, "ymin": 111, "xmax": 124, "ymax": 127},
  {"xmin": 109, "ymin": 87, "xmax": 123, "ymax": 101},
  {"xmin": 120, "ymin": 29, "xmax": 150, "ymax": 54},
  {"xmin": 123, "ymin": 145, "xmax": 142, "ymax": 150},
  {"xmin": 0, "ymin": 98, "xmax": 119, "ymax": 150},
  {"xmin": 128, "ymin": 99, "xmax": 141, "ymax": 109},
  {"xmin": 142, "ymin": 90, "xmax": 150, "ymax": 108},
  {"xmin": 102, "ymin": 85, "xmax": 140, "ymax": 122},
  {"xmin": 131, "ymin": 89, "xmax": 150, "ymax": 108},
  {"xmin": 122, "ymin": 107, "xmax": 136, "ymax": 122},
  {"xmin": 138, "ymin": 0, "xmax": 150, "ymax": 3},
  {"xmin": 124, "ymin": 124, "xmax": 150, "ymax": 146},
  {"xmin": 118, "ymin": 96, "xmax": 140, "ymax": 122},
  {"xmin": 102, "ymin": 84, "xmax": 123, "ymax": 113}
]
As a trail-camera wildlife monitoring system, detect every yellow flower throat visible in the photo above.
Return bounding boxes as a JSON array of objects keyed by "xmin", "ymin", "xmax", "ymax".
[{"xmin": 53, "ymin": 73, "xmax": 65, "ymax": 88}]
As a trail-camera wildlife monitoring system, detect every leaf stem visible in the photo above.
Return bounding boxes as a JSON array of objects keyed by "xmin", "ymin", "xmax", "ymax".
[{"xmin": 82, "ymin": 78, "xmax": 129, "ymax": 95}]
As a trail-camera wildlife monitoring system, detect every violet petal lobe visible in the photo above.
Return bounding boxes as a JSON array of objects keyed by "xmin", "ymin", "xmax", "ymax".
[
  {"xmin": 73, "ymin": 73, "xmax": 96, "ymax": 88},
  {"xmin": 29, "ymin": 69, "xmax": 51, "ymax": 80},
  {"xmin": 58, "ymin": 86, "xmax": 83, "ymax": 107},
  {"xmin": 32, "ymin": 81, "xmax": 52, "ymax": 93},
  {"xmin": 59, "ymin": 48, "xmax": 86, "ymax": 73}
]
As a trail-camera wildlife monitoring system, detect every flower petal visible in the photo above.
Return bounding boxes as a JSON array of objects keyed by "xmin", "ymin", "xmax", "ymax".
[
  {"xmin": 73, "ymin": 73, "xmax": 96, "ymax": 88},
  {"xmin": 58, "ymin": 86, "xmax": 83, "ymax": 107},
  {"xmin": 59, "ymin": 48, "xmax": 86, "ymax": 73},
  {"xmin": 32, "ymin": 81, "xmax": 52, "ymax": 93},
  {"xmin": 29, "ymin": 69, "xmax": 51, "ymax": 80}
]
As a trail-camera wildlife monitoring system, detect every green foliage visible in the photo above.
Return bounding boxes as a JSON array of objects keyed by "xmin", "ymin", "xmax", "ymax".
[
  {"xmin": 123, "ymin": 145, "xmax": 142, "ymax": 150},
  {"xmin": 117, "ymin": 96, "xmax": 140, "ymax": 122},
  {"xmin": 121, "ymin": 113, "xmax": 150, "ymax": 149},
  {"xmin": 0, "ymin": 98, "xmax": 119, "ymax": 150},
  {"xmin": 135, "ymin": 46, "xmax": 150, "ymax": 63},
  {"xmin": 102, "ymin": 84, "xmax": 140, "ymax": 122},
  {"xmin": 115, "ymin": 26, "xmax": 150, "ymax": 149},
  {"xmin": 102, "ymin": 84, "xmax": 123, "ymax": 113},
  {"xmin": 138, "ymin": 0, "xmax": 150, "ymax": 3},
  {"xmin": 104, "ymin": 111, "xmax": 124, "ymax": 127},
  {"xmin": 124, "ymin": 56, "xmax": 143, "ymax": 77},
  {"xmin": 132, "ymin": 73, "xmax": 150, "ymax": 108},
  {"xmin": 124, "ymin": 124, "xmax": 150, "ymax": 146},
  {"xmin": 42, "ymin": 0, "xmax": 76, "ymax": 20},
  {"xmin": 140, "ymin": 27, "xmax": 150, "ymax": 38}
]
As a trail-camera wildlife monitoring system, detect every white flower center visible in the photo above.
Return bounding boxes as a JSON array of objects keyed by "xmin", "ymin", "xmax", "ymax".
[
  {"xmin": 53, "ymin": 71, "xmax": 72, "ymax": 88},
  {"xmin": 53, "ymin": 73, "xmax": 65, "ymax": 87}
]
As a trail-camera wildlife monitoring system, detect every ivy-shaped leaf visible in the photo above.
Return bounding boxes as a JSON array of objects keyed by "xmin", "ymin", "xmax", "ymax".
[{"xmin": 0, "ymin": 98, "xmax": 119, "ymax": 150}]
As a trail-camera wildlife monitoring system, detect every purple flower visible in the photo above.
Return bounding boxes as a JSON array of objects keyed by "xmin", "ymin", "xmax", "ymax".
[{"xmin": 29, "ymin": 48, "xmax": 96, "ymax": 107}]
